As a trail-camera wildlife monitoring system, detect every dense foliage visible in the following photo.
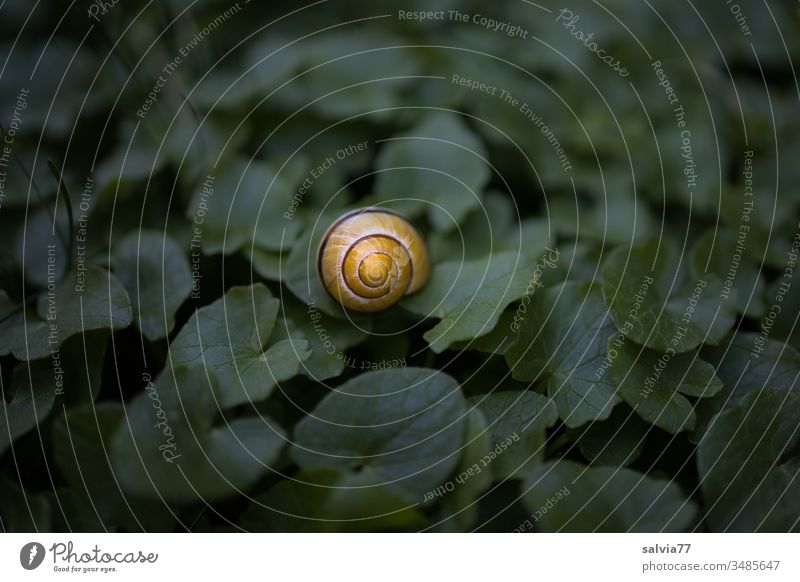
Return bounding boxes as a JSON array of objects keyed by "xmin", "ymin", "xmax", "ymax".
[{"xmin": 1, "ymin": 0, "xmax": 799, "ymax": 532}]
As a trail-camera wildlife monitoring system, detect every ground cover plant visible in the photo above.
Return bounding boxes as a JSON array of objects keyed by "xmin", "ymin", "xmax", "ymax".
[{"xmin": 0, "ymin": 0, "xmax": 799, "ymax": 532}]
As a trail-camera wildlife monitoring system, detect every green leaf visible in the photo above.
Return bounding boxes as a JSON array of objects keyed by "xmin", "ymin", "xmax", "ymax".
[
  {"xmin": 550, "ymin": 170, "xmax": 655, "ymax": 244},
  {"xmin": 373, "ymin": 113, "xmax": 489, "ymax": 230},
  {"xmin": 13, "ymin": 205, "xmax": 68, "ymax": 290},
  {"xmin": 0, "ymin": 291, "xmax": 14, "ymax": 317},
  {"xmin": 698, "ymin": 389, "xmax": 800, "ymax": 531},
  {"xmin": 471, "ymin": 391, "xmax": 558, "ymax": 479},
  {"xmin": 523, "ymin": 460, "xmax": 697, "ymax": 532},
  {"xmin": 451, "ymin": 310, "xmax": 516, "ymax": 356},
  {"xmin": 0, "ymin": 360, "xmax": 57, "ymax": 455},
  {"xmin": 169, "ymin": 284, "xmax": 309, "ymax": 408},
  {"xmin": 277, "ymin": 297, "xmax": 370, "ymax": 381},
  {"xmin": 290, "ymin": 367, "xmax": 468, "ymax": 504},
  {"xmin": 241, "ymin": 467, "xmax": 425, "ymax": 532},
  {"xmin": 609, "ymin": 339, "xmax": 722, "ymax": 433},
  {"xmin": 60, "ymin": 330, "xmax": 110, "ymax": 406},
  {"xmin": 262, "ymin": 338, "xmax": 313, "ymax": 384},
  {"xmin": 38, "ymin": 265, "xmax": 133, "ymax": 334},
  {"xmin": 428, "ymin": 191, "xmax": 552, "ymax": 263},
  {"xmin": 112, "ymin": 364, "xmax": 286, "ymax": 502},
  {"xmin": 576, "ymin": 406, "xmax": 649, "ymax": 467},
  {"xmin": 695, "ymin": 333, "xmax": 800, "ymax": 439},
  {"xmin": 535, "ymin": 242, "xmax": 604, "ymax": 287},
  {"xmin": 735, "ymin": 460, "xmax": 800, "ymax": 533},
  {"xmin": 0, "ymin": 267, "xmax": 132, "ymax": 361},
  {"xmin": 690, "ymin": 228, "xmax": 766, "ymax": 318},
  {"xmin": 434, "ymin": 409, "xmax": 492, "ymax": 532},
  {"xmin": 245, "ymin": 246, "xmax": 286, "ymax": 282},
  {"xmin": 187, "ymin": 158, "xmax": 302, "ymax": 255},
  {"xmin": 505, "ymin": 282, "xmax": 621, "ymax": 428},
  {"xmin": 193, "ymin": 34, "xmax": 302, "ymax": 110},
  {"xmin": 765, "ymin": 276, "xmax": 800, "ymax": 351},
  {"xmin": 112, "ymin": 230, "xmax": 192, "ymax": 341},
  {"xmin": 402, "ymin": 251, "xmax": 545, "ymax": 353},
  {"xmin": 601, "ymin": 239, "xmax": 735, "ymax": 354},
  {"xmin": 719, "ymin": 179, "xmax": 798, "ymax": 270},
  {"xmin": 298, "ymin": 33, "xmax": 419, "ymax": 119},
  {"xmin": 52, "ymin": 403, "xmax": 174, "ymax": 531}
]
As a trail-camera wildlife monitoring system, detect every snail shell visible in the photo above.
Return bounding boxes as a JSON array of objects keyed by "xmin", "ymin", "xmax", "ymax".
[{"xmin": 317, "ymin": 208, "xmax": 430, "ymax": 312}]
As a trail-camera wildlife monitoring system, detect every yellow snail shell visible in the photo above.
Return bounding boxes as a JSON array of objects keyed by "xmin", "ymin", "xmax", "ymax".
[{"xmin": 317, "ymin": 208, "xmax": 431, "ymax": 312}]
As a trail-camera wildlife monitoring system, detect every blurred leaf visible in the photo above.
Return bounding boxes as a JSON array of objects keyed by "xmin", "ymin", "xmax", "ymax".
[
  {"xmin": 0, "ymin": 476, "xmax": 51, "ymax": 532},
  {"xmin": 698, "ymin": 389, "xmax": 800, "ymax": 532},
  {"xmin": 696, "ymin": 333, "xmax": 800, "ymax": 439},
  {"xmin": 576, "ymin": 406, "xmax": 649, "ymax": 467},
  {"xmin": 187, "ymin": 158, "xmax": 303, "ymax": 255},
  {"xmin": 0, "ymin": 360, "xmax": 56, "ymax": 455},
  {"xmin": 523, "ymin": 460, "xmax": 696, "ymax": 532},
  {"xmin": 112, "ymin": 364, "xmax": 286, "ymax": 502},
  {"xmin": 53, "ymin": 403, "xmax": 174, "ymax": 531},
  {"xmin": 296, "ymin": 33, "xmax": 419, "ymax": 119},
  {"xmin": 241, "ymin": 467, "xmax": 424, "ymax": 532},
  {"xmin": 373, "ymin": 113, "xmax": 489, "ymax": 230}
]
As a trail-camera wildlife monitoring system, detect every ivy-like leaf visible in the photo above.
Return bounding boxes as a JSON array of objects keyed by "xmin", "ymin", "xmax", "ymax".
[
  {"xmin": 187, "ymin": 158, "xmax": 303, "ymax": 256},
  {"xmin": 112, "ymin": 230, "xmax": 192, "ymax": 341},
  {"xmin": 0, "ymin": 267, "xmax": 131, "ymax": 361},
  {"xmin": 290, "ymin": 367, "xmax": 468, "ymax": 504},
  {"xmin": 471, "ymin": 391, "xmax": 558, "ymax": 479},
  {"xmin": 765, "ymin": 276, "xmax": 800, "ymax": 352},
  {"xmin": 505, "ymin": 282, "xmax": 621, "ymax": 428},
  {"xmin": 523, "ymin": 460, "xmax": 697, "ymax": 532},
  {"xmin": 695, "ymin": 333, "xmax": 800, "ymax": 439},
  {"xmin": 433, "ymin": 409, "xmax": 492, "ymax": 532},
  {"xmin": 402, "ymin": 251, "xmax": 544, "ymax": 353},
  {"xmin": 601, "ymin": 239, "xmax": 735, "ymax": 354},
  {"xmin": 245, "ymin": 247, "xmax": 286, "ymax": 282},
  {"xmin": 698, "ymin": 389, "xmax": 800, "ymax": 531},
  {"xmin": 112, "ymin": 364, "xmax": 286, "ymax": 502},
  {"xmin": 576, "ymin": 406, "xmax": 650, "ymax": 467},
  {"xmin": 609, "ymin": 339, "xmax": 722, "ymax": 433},
  {"xmin": 428, "ymin": 191, "xmax": 552, "ymax": 263},
  {"xmin": 373, "ymin": 113, "xmax": 489, "ymax": 231},
  {"xmin": 169, "ymin": 284, "xmax": 310, "ymax": 408},
  {"xmin": 276, "ymin": 297, "xmax": 370, "ymax": 381},
  {"xmin": 241, "ymin": 467, "xmax": 425, "ymax": 532},
  {"xmin": 691, "ymin": 228, "xmax": 766, "ymax": 318}
]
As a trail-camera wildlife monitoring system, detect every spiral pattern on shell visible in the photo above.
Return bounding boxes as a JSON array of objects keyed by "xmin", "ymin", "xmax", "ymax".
[{"xmin": 317, "ymin": 209, "xmax": 431, "ymax": 312}]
